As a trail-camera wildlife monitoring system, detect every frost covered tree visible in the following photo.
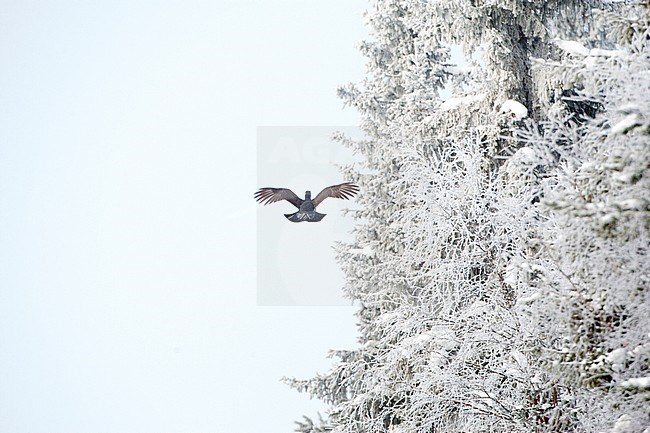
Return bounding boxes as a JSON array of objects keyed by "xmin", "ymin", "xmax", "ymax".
[
  {"xmin": 285, "ymin": 1, "xmax": 649, "ymax": 432},
  {"xmin": 514, "ymin": 4, "xmax": 650, "ymax": 431}
]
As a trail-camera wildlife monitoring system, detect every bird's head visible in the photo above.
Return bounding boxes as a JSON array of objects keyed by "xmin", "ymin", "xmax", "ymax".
[{"xmin": 305, "ymin": 191, "xmax": 312, "ymax": 200}]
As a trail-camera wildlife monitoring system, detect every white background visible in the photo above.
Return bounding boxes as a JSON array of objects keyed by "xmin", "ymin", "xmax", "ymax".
[{"xmin": 0, "ymin": 1, "xmax": 367, "ymax": 432}]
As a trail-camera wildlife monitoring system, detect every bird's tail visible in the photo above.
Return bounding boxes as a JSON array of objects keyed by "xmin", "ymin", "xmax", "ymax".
[{"xmin": 284, "ymin": 211, "xmax": 326, "ymax": 223}]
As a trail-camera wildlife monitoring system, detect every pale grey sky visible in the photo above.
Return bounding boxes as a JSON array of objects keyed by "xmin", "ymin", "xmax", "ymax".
[{"xmin": 0, "ymin": 1, "xmax": 367, "ymax": 432}]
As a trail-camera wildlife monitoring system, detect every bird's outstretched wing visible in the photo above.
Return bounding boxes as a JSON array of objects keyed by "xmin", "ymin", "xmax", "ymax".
[
  {"xmin": 254, "ymin": 188, "xmax": 303, "ymax": 209},
  {"xmin": 312, "ymin": 182, "xmax": 359, "ymax": 207}
]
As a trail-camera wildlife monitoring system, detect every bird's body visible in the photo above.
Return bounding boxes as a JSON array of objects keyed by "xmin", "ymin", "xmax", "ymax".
[
  {"xmin": 254, "ymin": 183, "xmax": 359, "ymax": 223},
  {"xmin": 299, "ymin": 191, "xmax": 315, "ymax": 211},
  {"xmin": 286, "ymin": 191, "xmax": 324, "ymax": 222}
]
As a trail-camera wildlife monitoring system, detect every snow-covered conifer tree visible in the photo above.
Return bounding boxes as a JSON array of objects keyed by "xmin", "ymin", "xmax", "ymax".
[
  {"xmin": 286, "ymin": 1, "xmax": 648, "ymax": 432},
  {"xmin": 514, "ymin": 3, "xmax": 650, "ymax": 430}
]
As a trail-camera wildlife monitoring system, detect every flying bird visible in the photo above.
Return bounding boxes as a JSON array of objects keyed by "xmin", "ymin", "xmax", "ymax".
[{"xmin": 254, "ymin": 182, "xmax": 359, "ymax": 222}]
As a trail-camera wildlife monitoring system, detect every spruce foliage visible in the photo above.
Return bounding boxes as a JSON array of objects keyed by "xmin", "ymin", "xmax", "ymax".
[{"xmin": 285, "ymin": 1, "xmax": 650, "ymax": 432}]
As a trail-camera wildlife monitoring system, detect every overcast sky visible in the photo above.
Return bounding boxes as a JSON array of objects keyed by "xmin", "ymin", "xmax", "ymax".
[{"xmin": 0, "ymin": 1, "xmax": 368, "ymax": 432}]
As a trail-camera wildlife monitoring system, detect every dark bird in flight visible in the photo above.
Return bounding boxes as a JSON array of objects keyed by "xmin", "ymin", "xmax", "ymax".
[{"xmin": 254, "ymin": 182, "xmax": 359, "ymax": 222}]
